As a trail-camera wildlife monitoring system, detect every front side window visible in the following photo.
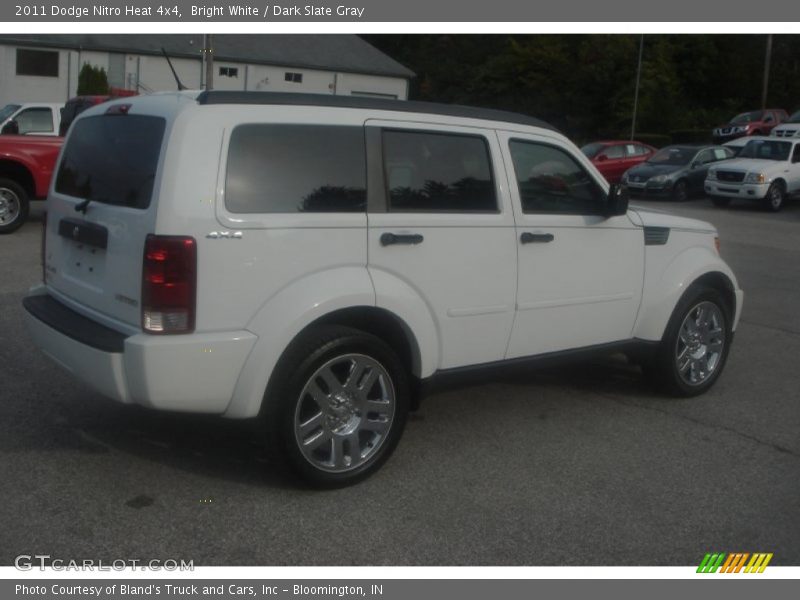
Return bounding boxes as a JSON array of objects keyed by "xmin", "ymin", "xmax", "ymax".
[
  {"xmin": 0, "ymin": 104, "xmax": 21, "ymax": 122},
  {"xmin": 382, "ymin": 130, "xmax": 497, "ymax": 212},
  {"xmin": 225, "ymin": 125, "xmax": 366, "ymax": 213},
  {"xmin": 604, "ymin": 144, "xmax": 625, "ymax": 159},
  {"xmin": 15, "ymin": 108, "xmax": 53, "ymax": 134},
  {"xmin": 712, "ymin": 148, "xmax": 732, "ymax": 161},
  {"xmin": 694, "ymin": 149, "xmax": 715, "ymax": 165},
  {"xmin": 509, "ymin": 140, "xmax": 605, "ymax": 215},
  {"xmin": 55, "ymin": 115, "xmax": 165, "ymax": 209}
]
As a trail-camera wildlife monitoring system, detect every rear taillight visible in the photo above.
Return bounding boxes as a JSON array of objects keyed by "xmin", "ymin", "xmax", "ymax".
[
  {"xmin": 141, "ymin": 234, "xmax": 196, "ymax": 334},
  {"xmin": 41, "ymin": 211, "xmax": 47, "ymax": 283}
]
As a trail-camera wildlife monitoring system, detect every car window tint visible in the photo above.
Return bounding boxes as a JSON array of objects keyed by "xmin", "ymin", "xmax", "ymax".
[
  {"xmin": 605, "ymin": 145, "xmax": 625, "ymax": 159},
  {"xmin": 225, "ymin": 125, "xmax": 366, "ymax": 213},
  {"xmin": 16, "ymin": 108, "xmax": 53, "ymax": 133},
  {"xmin": 382, "ymin": 130, "xmax": 497, "ymax": 212},
  {"xmin": 793, "ymin": 144, "xmax": 800, "ymax": 162},
  {"xmin": 509, "ymin": 140, "xmax": 606, "ymax": 215},
  {"xmin": 636, "ymin": 145, "xmax": 652, "ymax": 155},
  {"xmin": 55, "ymin": 115, "xmax": 165, "ymax": 209}
]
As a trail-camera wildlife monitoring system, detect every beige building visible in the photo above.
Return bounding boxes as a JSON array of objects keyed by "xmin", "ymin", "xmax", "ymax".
[{"xmin": 0, "ymin": 34, "xmax": 414, "ymax": 107}]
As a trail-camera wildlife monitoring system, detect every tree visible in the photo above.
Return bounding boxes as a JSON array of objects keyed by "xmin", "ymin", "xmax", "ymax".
[
  {"xmin": 362, "ymin": 34, "xmax": 800, "ymax": 142},
  {"xmin": 77, "ymin": 64, "xmax": 109, "ymax": 95}
]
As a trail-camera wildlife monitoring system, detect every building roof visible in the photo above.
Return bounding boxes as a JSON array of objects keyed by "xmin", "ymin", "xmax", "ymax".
[{"xmin": 0, "ymin": 34, "xmax": 415, "ymax": 80}]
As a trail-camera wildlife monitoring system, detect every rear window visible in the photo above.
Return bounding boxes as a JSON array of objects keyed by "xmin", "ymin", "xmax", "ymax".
[
  {"xmin": 55, "ymin": 114, "xmax": 165, "ymax": 209},
  {"xmin": 225, "ymin": 124, "xmax": 366, "ymax": 213}
]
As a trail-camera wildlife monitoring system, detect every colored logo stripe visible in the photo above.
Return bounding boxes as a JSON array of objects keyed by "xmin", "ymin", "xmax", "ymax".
[{"xmin": 697, "ymin": 552, "xmax": 773, "ymax": 573}]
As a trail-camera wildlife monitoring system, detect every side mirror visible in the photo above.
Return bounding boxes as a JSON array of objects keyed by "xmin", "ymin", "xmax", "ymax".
[
  {"xmin": 596, "ymin": 154, "xmax": 608, "ymax": 162},
  {"xmin": 1, "ymin": 119, "xmax": 19, "ymax": 135},
  {"xmin": 606, "ymin": 183, "xmax": 629, "ymax": 217},
  {"xmin": 690, "ymin": 161, "xmax": 700, "ymax": 169}
]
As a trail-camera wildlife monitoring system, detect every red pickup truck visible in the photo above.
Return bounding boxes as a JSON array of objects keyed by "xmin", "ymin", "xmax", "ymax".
[
  {"xmin": 0, "ymin": 93, "xmax": 137, "ymax": 233},
  {"xmin": 0, "ymin": 134, "xmax": 62, "ymax": 233}
]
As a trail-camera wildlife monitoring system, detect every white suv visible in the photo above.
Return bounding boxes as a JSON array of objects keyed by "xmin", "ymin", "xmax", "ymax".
[{"xmin": 24, "ymin": 92, "xmax": 743, "ymax": 486}]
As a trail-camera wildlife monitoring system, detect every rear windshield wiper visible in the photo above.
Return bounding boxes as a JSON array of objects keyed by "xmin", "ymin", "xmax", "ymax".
[
  {"xmin": 75, "ymin": 198, "xmax": 91, "ymax": 214},
  {"xmin": 75, "ymin": 197, "xmax": 110, "ymax": 214}
]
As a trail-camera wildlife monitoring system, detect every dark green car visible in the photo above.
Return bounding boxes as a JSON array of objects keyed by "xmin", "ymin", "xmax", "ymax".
[{"xmin": 623, "ymin": 145, "xmax": 735, "ymax": 200}]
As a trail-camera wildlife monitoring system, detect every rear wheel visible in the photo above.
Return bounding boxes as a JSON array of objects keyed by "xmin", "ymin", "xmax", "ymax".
[
  {"xmin": 264, "ymin": 325, "xmax": 409, "ymax": 487},
  {"xmin": 710, "ymin": 196, "xmax": 731, "ymax": 207},
  {"xmin": 764, "ymin": 182, "xmax": 785, "ymax": 212},
  {"xmin": 645, "ymin": 285, "xmax": 732, "ymax": 397},
  {"xmin": 0, "ymin": 178, "xmax": 29, "ymax": 234}
]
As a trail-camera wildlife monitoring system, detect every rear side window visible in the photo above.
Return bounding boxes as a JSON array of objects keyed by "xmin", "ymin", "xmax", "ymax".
[
  {"xmin": 55, "ymin": 115, "xmax": 165, "ymax": 209},
  {"xmin": 225, "ymin": 125, "xmax": 366, "ymax": 213},
  {"xmin": 382, "ymin": 130, "xmax": 497, "ymax": 212}
]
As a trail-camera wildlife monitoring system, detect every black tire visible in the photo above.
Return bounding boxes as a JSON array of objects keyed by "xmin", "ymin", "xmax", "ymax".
[
  {"xmin": 672, "ymin": 179, "xmax": 688, "ymax": 202},
  {"xmin": 710, "ymin": 196, "xmax": 731, "ymax": 207},
  {"xmin": 764, "ymin": 181, "xmax": 785, "ymax": 212},
  {"xmin": 0, "ymin": 178, "xmax": 30, "ymax": 234},
  {"xmin": 645, "ymin": 285, "xmax": 732, "ymax": 397},
  {"xmin": 263, "ymin": 325, "xmax": 409, "ymax": 488}
]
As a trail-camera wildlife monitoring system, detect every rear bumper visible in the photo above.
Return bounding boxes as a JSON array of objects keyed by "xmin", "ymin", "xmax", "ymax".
[
  {"xmin": 705, "ymin": 181, "xmax": 768, "ymax": 200},
  {"xmin": 23, "ymin": 291, "xmax": 257, "ymax": 414}
]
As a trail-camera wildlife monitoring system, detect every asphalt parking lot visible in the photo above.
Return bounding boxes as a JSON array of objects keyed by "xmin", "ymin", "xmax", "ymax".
[{"xmin": 1, "ymin": 199, "xmax": 798, "ymax": 566}]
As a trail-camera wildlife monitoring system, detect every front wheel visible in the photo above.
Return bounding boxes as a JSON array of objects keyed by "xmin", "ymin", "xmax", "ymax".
[
  {"xmin": 764, "ymin": 182, "xmax": 785, "ymax": 212},
  {"xmin": 672, "ymin": 179, "xmax": 688, "ymax": 202},
  {"xmin": 0, "ymin": 178, "xmax": 29, "ymax": 234},
  {"xmin": 264, "ymin": 325, "xmax": 409, "ymax": 487},
  {"xmin": 645, "ymin": 285, "xmax": 732, "ymax": 397}
]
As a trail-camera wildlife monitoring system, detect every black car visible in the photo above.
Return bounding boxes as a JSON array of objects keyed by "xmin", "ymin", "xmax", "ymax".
[{"xmin": 622, "ymin": 145, "xmax": 735, "ymax": 200}]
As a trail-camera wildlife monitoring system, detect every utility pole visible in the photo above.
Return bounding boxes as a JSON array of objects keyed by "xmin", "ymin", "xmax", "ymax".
[
  {"xmin": 203, "ymin": 34, "xmax": 214, "ymax": 91},
  {"xmin": 761, "ymin": 34, "xmax": 772, "ymax": 110},
  {"xmin": 631, "ymin": 34, "xmax": 644, "ymax": 141}
]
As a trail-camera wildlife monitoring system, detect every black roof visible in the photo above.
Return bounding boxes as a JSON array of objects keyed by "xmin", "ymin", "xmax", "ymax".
[
  {"xmin": 0, "ymin": 34, "xmax": 415, "ymax": 80},
  {"xmin": 197, "ymin": 91, "xmax": 559, "ymax": 132}
]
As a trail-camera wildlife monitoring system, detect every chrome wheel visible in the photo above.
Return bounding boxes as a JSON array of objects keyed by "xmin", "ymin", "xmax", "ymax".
[
  {"xmin": 767, "ymin": 184, "xmax": 784, "ymax": 211},
  {"xmin": 294, "ymin": 353, "xmax": 395, "ymax": 473},
  {"xmin": 0, "ymin": 187, "xmax": 21, "ymax": 226},
  {"xmin": 675, "ymin": 301, "xmax": 726, "ymax": 386}
]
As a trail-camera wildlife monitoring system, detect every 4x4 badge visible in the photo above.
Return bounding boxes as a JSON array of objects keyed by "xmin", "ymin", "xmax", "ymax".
[{"xmin": 206, "ymin": 231, "xmax": 243, "ymax": 239}]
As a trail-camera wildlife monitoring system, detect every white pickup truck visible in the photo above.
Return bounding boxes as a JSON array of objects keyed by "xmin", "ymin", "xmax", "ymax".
[
  {"xmin": 0, "ymin": 102, "xmax": 62, "ymax": 136},
  {"xmin": 706, "ymin": 137, "xmax": 800, "ymax": 211}
]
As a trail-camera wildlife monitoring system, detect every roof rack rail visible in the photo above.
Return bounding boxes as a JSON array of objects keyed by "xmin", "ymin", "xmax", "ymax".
[{"xmin": 195, "ymin": 91, "xmax": 558, "ymax": 133}]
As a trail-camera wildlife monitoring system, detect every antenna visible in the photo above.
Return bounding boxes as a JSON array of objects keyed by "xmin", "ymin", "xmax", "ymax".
[{"xmin": 161, "ymin": 47, "xmax": 187, "ymax": 91}]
